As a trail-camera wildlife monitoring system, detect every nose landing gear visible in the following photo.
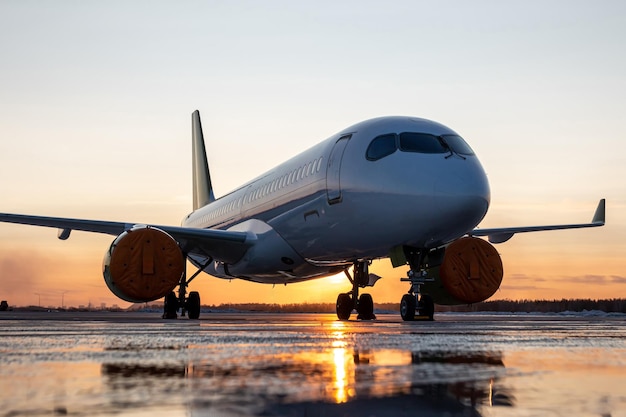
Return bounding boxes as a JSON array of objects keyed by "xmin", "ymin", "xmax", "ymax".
[
  {"xmin": 335, "ymin": 261, "xmax": 377, "ymax": 321},
  {"xmin": 400, "ymin": 290, "xmax": 435, "ymax": 321},
  {"xmin": 399, "ymin": 248, "xmax": 436, "ymax": 321}
]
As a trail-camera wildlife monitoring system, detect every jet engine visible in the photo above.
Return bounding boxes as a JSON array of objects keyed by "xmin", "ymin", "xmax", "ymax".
[
  {"xmin": 103, "ymin": 225, "xmax": 184, "ymax": 303},
  {"xmin": 421, "ymin": 237, "xmax": 504, "ymax": 305}
]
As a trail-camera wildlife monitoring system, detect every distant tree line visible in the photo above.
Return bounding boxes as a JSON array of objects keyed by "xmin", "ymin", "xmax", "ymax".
[
  {"xmin": 437, "ymin": 298, "xmax": 626, "ymax": 314},
  {"xmin": 207, "ymin": 302, "xmax": 336, "ymax": 313},
  {"xmin": 197, "ymin": 299, "xmax": 626, "ymax": 314},
  {"xmin": 133, "ymin": 298, "xmax": 626, "ymax": 314}
]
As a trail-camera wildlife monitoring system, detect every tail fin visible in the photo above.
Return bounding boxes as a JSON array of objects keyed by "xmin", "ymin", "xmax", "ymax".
[{"xmin": 192, "ymin": 110, "xmax": 215, "ymax": 210}]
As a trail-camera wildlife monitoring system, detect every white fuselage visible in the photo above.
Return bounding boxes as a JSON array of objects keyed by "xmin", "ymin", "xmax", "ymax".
[{"xmin": 183, "ymin": 116, "xmax": 491, "ymax": 284}]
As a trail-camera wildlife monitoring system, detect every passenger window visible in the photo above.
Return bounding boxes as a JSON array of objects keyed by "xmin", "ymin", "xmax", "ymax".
[
  {"xmin": 366, "ymin": 134, "xmax": 397, "ymax": 161},
  {"xmin": 441, "ymin": 134, "xmax": 475, "ymax": 155},
  {"xmin": 399, "ymin": 132, "xmax": 447, "ymax": 154}
]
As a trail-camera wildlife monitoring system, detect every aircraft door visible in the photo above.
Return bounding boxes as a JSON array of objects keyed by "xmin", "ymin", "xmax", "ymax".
[{"xmin": 326, "ymin": 135, "xmax": 351, "ymax": 204}]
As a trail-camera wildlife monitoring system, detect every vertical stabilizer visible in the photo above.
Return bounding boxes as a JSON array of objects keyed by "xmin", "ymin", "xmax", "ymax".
[{"xmin": 192, "ymin": 110, "xmax": 215, "ymax": 210}]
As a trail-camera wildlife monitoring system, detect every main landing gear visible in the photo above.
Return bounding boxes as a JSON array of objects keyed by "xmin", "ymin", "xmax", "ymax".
[
  {"xmin": 399, "ymin": 247, "xmax": 435, "ymax": 321},
  {"xmin": 335, "ymin": 261, "xmax": 376, "ymax": 321},
  {"xmin": 163, "ymin": 256, "xmax": 210, "ymax": 320},
  {"xmin": 399, "ymin": 280, "xmax": 435, "ymax": 321}
]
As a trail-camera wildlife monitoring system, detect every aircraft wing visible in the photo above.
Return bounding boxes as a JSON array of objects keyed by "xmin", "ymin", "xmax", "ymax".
[
  {"xmin": 470, "ymin": 199, "xmax": 605, "ymax": 244},
  {"xmin": 0, "ymin": 213, "xmax": 253, "ymax": 264},
  {"xmin": 0, "ymin": 213, "xmax": 131, "ymax": 235}
]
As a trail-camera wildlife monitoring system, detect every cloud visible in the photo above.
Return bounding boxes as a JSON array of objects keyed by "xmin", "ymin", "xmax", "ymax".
[
  {"xmin": 506, "ymin": 273, "xmax": 547, "ymax": 282},
  {"xmin": 610, "ymin": 275, "xmax": 626, "ymax": 284},
  {"xmin": 500, "ymin": 285, "xmax": 542, "ymax": 291},
  {"xmin": 577, "ymin": 275, "xmax": 607, "ymax": 284},
  {"xmin": 555, "ymin": 274, "xmax": 626, "ymax": 285},
  {"xmin": 575, "ymin": 275, "xmax": 605, "ymax": 284}
]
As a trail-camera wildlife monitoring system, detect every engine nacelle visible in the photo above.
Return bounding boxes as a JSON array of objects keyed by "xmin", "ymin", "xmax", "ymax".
[
  {"xmin": 103, "ymin": 226, "xmax": 184, "ymax": 303},
  {"xmin": 422, "ymin": 237, "xmax": 504, "ymax": 305}
]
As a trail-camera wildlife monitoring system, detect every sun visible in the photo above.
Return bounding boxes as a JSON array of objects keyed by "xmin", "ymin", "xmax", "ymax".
[{"xmin": 327, "ymin": 273, "xmax": 347, "ymax": 285}]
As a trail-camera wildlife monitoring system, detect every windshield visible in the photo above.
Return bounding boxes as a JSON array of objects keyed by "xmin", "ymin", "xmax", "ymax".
[
  {"xmin": 366, "ymin": 134, "xmax": 397, "ymax": 160},
  {"xmin": 441, "ymin": 135, "xmax": 474, "ymax": 155},
  {"xmin": 399, "ymin": 132, "xmax": 447, "ymax": 154},
  {"xmin": 365, "ymin": 132, "xmax": 474, "ymax": 161}
]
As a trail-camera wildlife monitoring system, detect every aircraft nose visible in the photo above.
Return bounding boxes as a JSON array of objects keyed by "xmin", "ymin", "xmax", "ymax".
[{"xmin": 433, "ymin": 160, "xmax": 490, "ymax": 238}]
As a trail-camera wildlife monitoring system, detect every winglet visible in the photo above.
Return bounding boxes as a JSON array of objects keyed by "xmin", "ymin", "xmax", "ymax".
[
  {"xmin": 592, "ymin": 198, "xmax": 605, "ymax": 225},
  {"xmin": 192, "ymin": 110, "xmax": 215, "ymax": 210}
]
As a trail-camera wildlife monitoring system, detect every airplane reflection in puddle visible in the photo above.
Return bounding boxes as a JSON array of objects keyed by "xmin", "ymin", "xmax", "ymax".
[
  {"xmin": 101, "ymin": 335, "xmax": 514, "ymax": 416},
  {"xmin": 101, "ymin": 351, "xmax": 513, "ymax": 416}
]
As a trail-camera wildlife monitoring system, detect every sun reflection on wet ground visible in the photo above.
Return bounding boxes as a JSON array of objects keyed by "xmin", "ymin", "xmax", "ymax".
[
  {"xmin": 329, "ymin": 320, "xmax": 350, "ymax": 403},
  {"xmin": 0, "ymin": 312, "xmax": 625, "ymax": 416}
]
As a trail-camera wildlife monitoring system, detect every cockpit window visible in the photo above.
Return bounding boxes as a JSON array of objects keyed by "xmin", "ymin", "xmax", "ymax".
[
  {"xmin": 441, "ymin": 134, "xmax": 474, "ymax": 155},
  {"xmin": 366, "ymin": 134, "xmax": 397, "ymax": 161},
  {"xmin": 399, "ymin": 132, "xmax": 447, "ymax": 154},
  {"xmin": 366, "ymin": 132, "xmax": 474, "ymax": 161}
]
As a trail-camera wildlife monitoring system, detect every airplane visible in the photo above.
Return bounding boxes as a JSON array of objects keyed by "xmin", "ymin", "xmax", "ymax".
[{"xmin": 0, "ymin": 111, "xmax": 605, "ymax": 321}]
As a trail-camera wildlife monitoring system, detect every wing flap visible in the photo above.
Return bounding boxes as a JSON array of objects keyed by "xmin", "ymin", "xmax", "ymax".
[{"xmin": 471, "ymin": 199, "xmax": 605, "ymax": 244}]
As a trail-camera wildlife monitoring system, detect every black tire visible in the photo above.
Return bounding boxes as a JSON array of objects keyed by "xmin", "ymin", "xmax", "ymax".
[
  {"xmin": 163, "ymin": 292, "xmax": 178, "ymax": 319},
  {"xmin": 400, "ymin": 294, "xmax": 416, "ymax": 321},
  {"xmin": 357, "ymin": 293, "xmax": 375, "ymax": 320},
  {"xmin": 419, "ymin": 294, "xmax": 435, "ymax": 321},
  {"xmin": 187, "ymin": 291, "xmax": 201, "ymax": 320},
  {"xmin": 336, "ymin": 293, "xmax": 353, "ymax": 320}
]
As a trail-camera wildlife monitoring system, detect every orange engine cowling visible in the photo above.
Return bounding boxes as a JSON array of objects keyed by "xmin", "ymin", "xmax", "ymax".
[
  {"xmin": 103, "ymin": 226, "xmax": 184, "ymax": 303},
  {"xmin": 439, "ymin": 237, "xmax": 504, "ymax": 304}
]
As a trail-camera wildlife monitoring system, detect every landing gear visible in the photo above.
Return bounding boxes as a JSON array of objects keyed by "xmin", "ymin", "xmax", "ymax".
[
  {"xmin": 420, "ymin": 294, "xmax": 435, "ymax": 320},
  {"xmin": 163, "ymin": 256, "xmax": 210, "ymax": 320},
  {"xmin": 357, "ymin": 294, "xmax": 374, "ymax": 320},
  {"xmin": 400, "ymin": 293, "xmax": 415, "ymax": 321},
  {"xmin": 163, "ymin": 291, "xmax": 178, "ymax": 319},
  {"xmin": 399, "ymin": 247, "xmax": 437, "ymax": 321},
  {"xmin": 336, "ymin": 293, "xmax": 352, "ymax": 320},
  {"xmin": 400, "ymin": 289, "xmax": 435, "ymax": 321},
  {"xmin": 186, "ymin": 291, "xmax": 201, "ymax": 320},
  {"xmin": 335, "ymin": 261, "xmax": 376, "ymax": 321}
]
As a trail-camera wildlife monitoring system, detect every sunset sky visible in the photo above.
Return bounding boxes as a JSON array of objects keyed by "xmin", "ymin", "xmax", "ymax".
[{"xmin": 1, "ymin": 1, "xmax": 624, "ymax": 308}]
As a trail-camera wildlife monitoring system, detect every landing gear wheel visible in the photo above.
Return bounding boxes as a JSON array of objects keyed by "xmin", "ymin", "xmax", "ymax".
[
  {"xmin": 186, "ymin": 291, "xmax": 201, "ymax": 320},
  {"xmin": 163, "ymin": 291, "xmax": 178, "ymax": 319},
  {"xmin": 357, "ymin": 294, "xmax": 376, "ymax": 320},
  {"xmin": 400, "ymin": 294, "xmax": 416, "ymax": 321},
  {"xmin": 419, "ymin": 294, "xmax": 434, "ymax": 321},
  {"xmin": 336, "ymin": 293, "xmax": 353, "ymax": 320}
]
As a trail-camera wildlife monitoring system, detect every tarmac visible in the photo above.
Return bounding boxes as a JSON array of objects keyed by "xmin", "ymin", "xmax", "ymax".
[{"xmin": 1, "ymin": 310, "xmax": 625, "ymax": 416}]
